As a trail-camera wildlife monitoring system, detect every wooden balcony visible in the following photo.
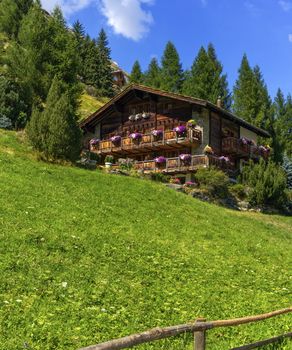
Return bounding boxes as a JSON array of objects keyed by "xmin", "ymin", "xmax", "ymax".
[
  {"xmin": 132, "ymin": 155, "xmax": 234, "ymax": 174},
  {"xmin": 91, "ymin": 129, "xmax": 202, "ymax": 156},
  {"xmin": 222, "ymin": 137, "xmax": 263, "ymax": 159}
]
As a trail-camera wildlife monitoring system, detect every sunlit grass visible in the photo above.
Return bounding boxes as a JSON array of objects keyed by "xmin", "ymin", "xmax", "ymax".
[{"xmin": 0, "ymin": 130, "xmax": 291, "ymax": 350}]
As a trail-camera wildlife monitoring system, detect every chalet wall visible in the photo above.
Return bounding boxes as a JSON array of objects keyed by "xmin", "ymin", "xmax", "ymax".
[
  {"xmin": 193, "ymin": 107, "xmax": 209, "ymax": 155},
  {"xmin": 240, "ymin": 127, "xmax": 257, "ymax": 144}
]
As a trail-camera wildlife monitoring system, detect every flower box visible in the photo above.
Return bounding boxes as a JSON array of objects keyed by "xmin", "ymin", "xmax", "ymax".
[
  {"xmin": 151, "ymin": 129, "xmax": 163, "ymax": 140},
  {"xmin": 110, "ymin": 135, "xmax": 122, "ymax": 146},
  {"xmin": 89, "ymin": 138, "xmax": 99, "ymax": 150},
  {"xmin": 173, "ymin": 125, "xmax": 187, "ymax": 138},
  {"xmin": 155, "ymin": 156, "xmax": 166, "ymax": 168},
  {"xmin": 179, "ymin": 153, "xmax": 192, "ymax": 164},
  {"xmin": 187, "ymin": 119, "xmax": 197, "ymax": 128}
]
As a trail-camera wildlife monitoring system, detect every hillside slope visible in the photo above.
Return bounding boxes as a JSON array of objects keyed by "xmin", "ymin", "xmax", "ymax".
[
  {"xmin": 0, "ymin": 130, "xmax": 291, "ymax": 350},
  {"xmin": 78, "ymin": 92, "xmax": 108, "ymax": 121}
]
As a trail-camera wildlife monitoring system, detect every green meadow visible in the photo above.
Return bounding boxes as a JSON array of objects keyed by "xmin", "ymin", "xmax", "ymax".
[{"xmin": 0, "ymin": 130, "xmax": 291, "ymax": 350}]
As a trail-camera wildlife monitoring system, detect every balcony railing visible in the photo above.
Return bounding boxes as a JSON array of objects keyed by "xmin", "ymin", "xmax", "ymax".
[
  {"xmin": 222, "ymin": 137, "xmax": 268, "ymax": 159},
  {"xmin": 111, "ymin": 155, "xmax": 234, "ymax": 174},
  {"xmin": 91, "ymin": 129, "xmax": 202, "ymax": 155}
]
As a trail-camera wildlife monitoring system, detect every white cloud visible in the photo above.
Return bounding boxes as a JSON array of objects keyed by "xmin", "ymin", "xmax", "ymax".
[
  {"xmin": 41, "ymin": 0, "xmax": 93, "ymax": 16},
  {"xmin": 288, "ymin": 34, "xmax": 292, "ymax": 42},
  {"xmin": 99, "ymin": 0, "xmax": 154, "ymax": 41},
  {"xmin": 279, "ymin": 0, "xmax": 292, "ymax": 11}
]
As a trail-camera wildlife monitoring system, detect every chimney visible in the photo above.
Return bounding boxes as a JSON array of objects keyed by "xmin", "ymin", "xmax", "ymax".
[{"xmin": 216, "ymin": 96, "xmax": 222, "ymax": 108}]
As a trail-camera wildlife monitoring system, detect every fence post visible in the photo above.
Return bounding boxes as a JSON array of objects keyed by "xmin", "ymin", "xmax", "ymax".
[{"xmin": 194, "ymin": 318, "xmax": 206, "ymax": 350}]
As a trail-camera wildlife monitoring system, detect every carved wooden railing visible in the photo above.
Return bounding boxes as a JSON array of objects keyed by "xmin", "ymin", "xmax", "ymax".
[
  {"xmin": 222, "ymin": 137, "xmax": 268, "ymax": 159},
  {"xmin": 132, "ymin": 155, "xmax": 234, "ymax": 174},
  {"xmin": 92, "ymin": 129, "xmax": 202, "ymax": 155},
  {"xmin": 78, "ymin": 307, "xmax": 291, "ymax": 350}
]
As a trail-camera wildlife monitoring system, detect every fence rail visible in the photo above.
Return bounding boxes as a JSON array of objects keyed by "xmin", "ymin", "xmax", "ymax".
[{"xmin": 78, "ymin": 307, "xmax": 291, "ymax": 350}]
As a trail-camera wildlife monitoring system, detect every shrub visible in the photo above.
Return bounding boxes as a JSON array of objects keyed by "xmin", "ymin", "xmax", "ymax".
[
  {"xmin": 0, "ymin": 116, "xmax": 12, "ymax": 129},
  {"xmin": 195, "ymin": 167, "xmax": 229, "ymax": 198},
  {"xmin": 229, "ymin": 183, "xmax": 246, "ymax": 200},
  {"xmin": 241, "ymin": 159, "xmax": 287, "ymax": 208},
  {"xmin": 150, "ymin": 172, "xmax": 170, "ymax": 183},
  {"xmin": 105, "ymin": 155, "xmax": 114, "ymax": 163}
]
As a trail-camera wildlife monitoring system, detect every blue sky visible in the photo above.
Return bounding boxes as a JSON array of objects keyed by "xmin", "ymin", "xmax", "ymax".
[{"xmin": 41, "ymin": 0, "xmax": 292, "ymax": 98}]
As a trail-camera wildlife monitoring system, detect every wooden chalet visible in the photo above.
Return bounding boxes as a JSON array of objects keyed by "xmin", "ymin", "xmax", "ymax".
[{"xmin": 80, "ymin": 84, "xmax": 270, "ymax": 181}]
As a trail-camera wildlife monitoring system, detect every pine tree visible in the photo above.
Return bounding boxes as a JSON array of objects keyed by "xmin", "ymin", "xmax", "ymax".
[
  {"xmin": 233, "ymin": 55, "xmax": 271, "ymax": 128},
  {"xmin": 27, "ymin": 77, "xmax": 81, "ymax": 161},
  {"xmin": 232, "ymin": 54, "xmax": 255, "ymax": 122},
  {"xmin": 95, "ymin": 29, "xmax": 114, "ymax": 97},
  {"xmin": 46, "ymin": 93, "xmax": 81, "ymax": 161},
  {"xmin": 72, "ymin": 20, "xmax": 86, "ymax": 78},
  {"xmin": 83, "ymin": 36, "xmax": 100, "ymax": 87},
  {"xmin": 182, "ymin": 44, "xmax": 230, "ymax": 107},
  {"xmin": 130, "ymin": 60, "xmax": 143, "ymax": 84},
  {"xmin": 5, "ymin": 1, "xmax": 50, "ymax": 107},
  {"xmin": 144, "ymin": 58, "xmax": 161, "ymax": 88},
  {"xmin": 160, "ymin": 41, "xmax": 183, "ymax": 92},
  {"xmin": 0, "ymin": 0, "xmax": 33, "ymax": 38},
  {"xmin": 281, "ymin": 94, "xmax": 292, "ymax": 156}
]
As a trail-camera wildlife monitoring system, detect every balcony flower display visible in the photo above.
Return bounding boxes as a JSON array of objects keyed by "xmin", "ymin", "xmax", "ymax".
[
  {"xmin": 204, "ymin": 145, "xmax": 214, "ymax": 154},
  {"xmin": 89, "ymin": 138, "xmax": 99, "ymax": 149},
  {"xmin": 135, "ymin": 113, "xmax": 142, "ymax": 121},
  {"xmin": 129, "ymin": 115, "xmax": 136, "ymax": 121},
  {"xmin": 110, "ymin": 135, "xmax": 122, "ymax": 146},
  {"xmin": 179, "ymin": 153, "xmax": 192, "ymax": 164},
  {"xmin": 154, "ymin": 156, "xmax": 166, "ymax": 164},
  {"xmin": 152, "ymin": 129, "xmax": 163, "ymax": 139},
  {"xmin": 173, "ymin": 125, "xmax": 187, "ymax": 137},
  {"xmin": 187, "ymin": 119, "xmax": 197, "ymax": 128},
  {"xmin": 130, "ymin": 132, "xmax": 143, "ymax": 140}
]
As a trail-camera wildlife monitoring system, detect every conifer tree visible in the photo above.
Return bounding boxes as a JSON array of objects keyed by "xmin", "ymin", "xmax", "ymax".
[
  {"xmin": 130, "ymin": 60, "xmax": 143, "ymax": 84},
  {"xmin": 6, "ymin": 1, "xmax": 50, "ymax": 107},
  {"xmin": 46, "ymin": 92, "xmax": 81, "ymax": 161},
  {"xmin": 233, "ymin": 55, "xmax": 271, "ymax": 128},
  {"xmin": 144, "ymin": 58, "xmax": 161, "ymax": 88},
  {"xmin": 72, "ymin": 20, "xmax": 86, "ymax": 78},
  {"xmin": 182, "ymin": 44, "xmax": 230, "ymax": 107},
  {"xmin": 232, "ymin": 54, "xmax": 255, "ymax": 122},
  {"xmin": 95, "ymin": 29, "xmax": 114, "ymax": 97},
  {"xmin": 27, "ymin": 77, "xmax": 81, "ymax": 161},
  {"xmin": 160, "ymin": 41, "xmax": 183, "ymax": 92},
  {"xmin": 0, "ymin": 0, "xmax": 33, "ymax": 38}
]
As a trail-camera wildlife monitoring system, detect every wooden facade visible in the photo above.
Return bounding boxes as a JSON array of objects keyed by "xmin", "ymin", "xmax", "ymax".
[{"xmin": 81, "ymin": 85, "xmax": 269, "ymax": 179}]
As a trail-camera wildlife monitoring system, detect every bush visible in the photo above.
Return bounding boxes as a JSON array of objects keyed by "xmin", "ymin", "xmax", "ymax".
[
  {"xmin": 0, "ymin": 116, "xmax": 12, "ymax": 129},
  {"xmin": 195, "ymin": 167, "xmax": 229, "ymax": 198},
  {"xmin": 229, "ymin": 183, "xmax": 246, "ymax": 200},
  {"xmin": 150, "ymin": 172, "xmax": 170, "ymax": 183},
  {"xmin": 241, "ymin": 159, "xmax": 287, "ymax": 208}
]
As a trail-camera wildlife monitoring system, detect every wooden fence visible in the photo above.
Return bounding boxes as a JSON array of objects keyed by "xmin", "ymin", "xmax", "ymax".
[{"xmin": 78, "ymin": 307, "xmax": 291, "ymax": 350}]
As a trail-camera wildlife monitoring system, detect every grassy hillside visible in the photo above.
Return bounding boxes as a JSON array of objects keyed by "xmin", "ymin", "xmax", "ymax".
[
  {"xmin": 0, "ymin": 130, "xmax": 291, "ymax": 350},
  {"xmin": 78, "ymin": 92, "xmax": 108, "ymax": 120}
]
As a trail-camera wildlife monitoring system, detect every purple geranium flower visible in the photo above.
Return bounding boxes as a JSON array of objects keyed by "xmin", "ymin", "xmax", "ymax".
[
  {"xmin": 173, "ymin": 125, "xmax": 187, "ymax": 134},
  {"xmin": 179, "ymin": 154, "xmax": 192, "ymax": 162},
  {"xmin": 90, "ymin": 138, "xmax": 99, "ymax": 145},
  {"xmin": 110, "ymin": 135, "xmax": 122, "ymax": 144},
  {"xmin": 155, "ymin": 156, "xmax": 166, "ymax": 164},
  {"xmin": 240, "ymin": 137, "xmax": 253, "ymax": 145},
  {"xmin": 152, "ymin": 129, "xmax": 163, "ymax": 137},
  {"xmin": 130, "ymin": 132, "xmax": 143, "ymax": 140}
]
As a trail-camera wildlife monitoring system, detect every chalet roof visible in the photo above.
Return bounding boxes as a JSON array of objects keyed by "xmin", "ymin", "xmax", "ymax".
[{"xmin": 80, "ymin": 84, "xmax": 270, "ymax": 138}]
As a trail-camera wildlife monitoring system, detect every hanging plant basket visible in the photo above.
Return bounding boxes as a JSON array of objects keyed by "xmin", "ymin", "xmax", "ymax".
[
  {"xmin": 204, "ymin": 145, "xmax": 214, "ymax": 155},
  {"xmin": 89, "ymin": 138, "xmax": 100, "ymax": 149},
  {"xmin": 155, "ymin": 156, "xmax": 166, "ymax": 168},
  {"xmin": 187, "ymin": 119, "xmax": 197, "ymax": 128}
]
